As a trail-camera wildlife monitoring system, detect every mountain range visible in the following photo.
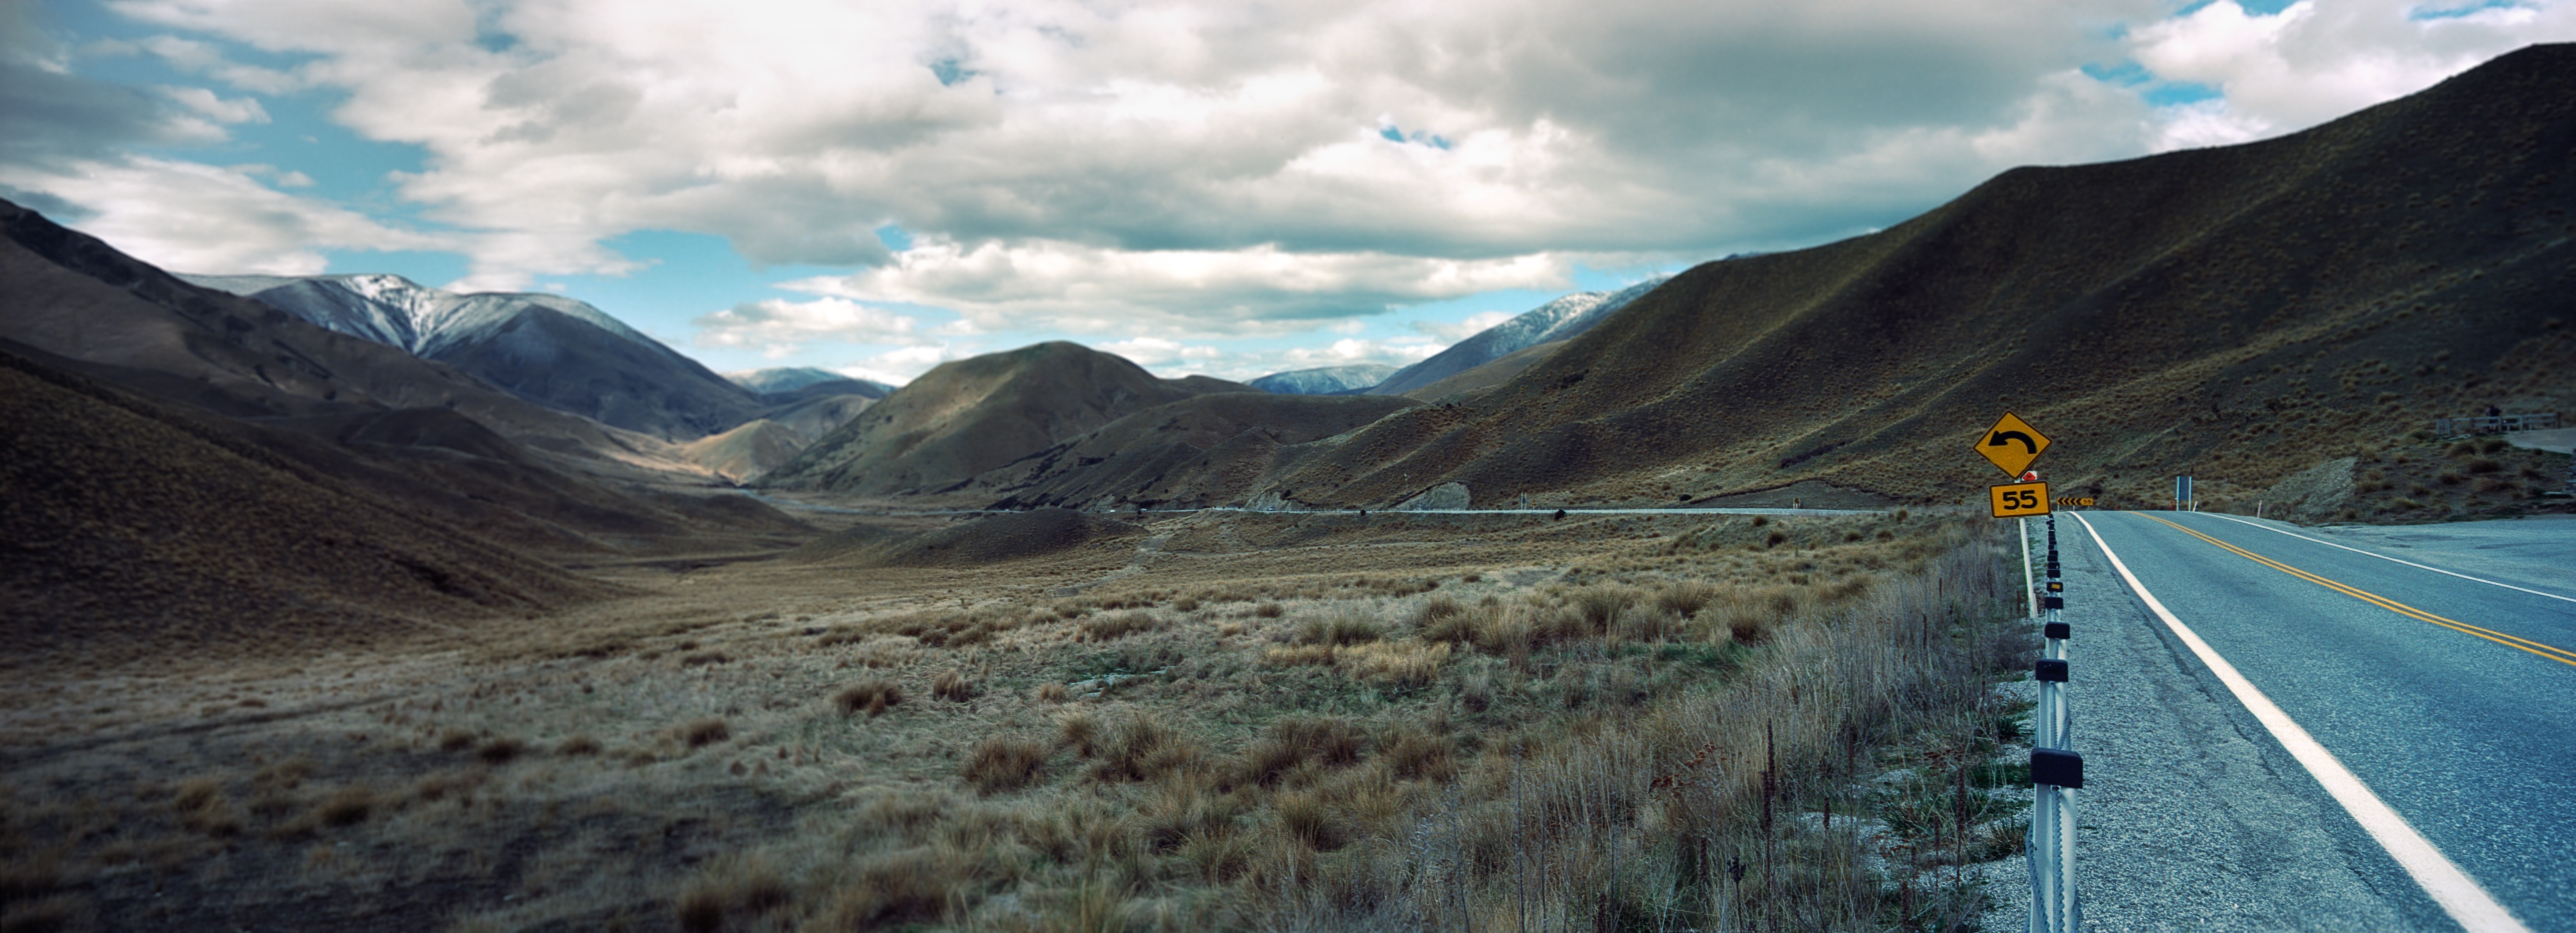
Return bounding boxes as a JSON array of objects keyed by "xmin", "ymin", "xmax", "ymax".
[
  {"xmin": 182, "ymin": 273, "xmax": 768, "ymax": 441},
  {"xmin": 761, "ymin": 42, "xmax": 2575, "ymax": 515},
  {"xmin": 1247, "ymin": 364, "xmax": 1397, "ymax": 395}
]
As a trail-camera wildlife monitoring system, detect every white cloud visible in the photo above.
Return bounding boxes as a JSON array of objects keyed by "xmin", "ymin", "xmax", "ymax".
[
  {"xmin": 79, "ymin": 0, "xmax": 2190, "ymax": 313},
  {"xmin": 140, "ymin": 34, "xmax": 301, "ymax": 93},
  {"xmin": 22, "ymin": 0, "xmax": 2572, "ymax": 335},
  {"xmin": 1099, "ymin": 336, "xmax": 1222, "ymax": 368},
  {"xmin": 2130, "ymin": 0, "xmax": 2576, "ymax": 151},
  {"xmin": 0, "ymin": 155, "xmax": 451, "ymax": 274},
  {"xmin": 688, "ymin": 296, "xmax": 926, "ymax": 349},
  {"xmin": 159, "ymin": 84, "xmax": 268, "ymax": 123},
  {"xmin": 781, "ymin": 238, "xmax": 1572, "ymax": 335},
  {"xmin": 836, "ymin": 344, "xmax": 968, "ymax": 385},
  {"xmin": 1413, "ymin": 311, "xmax": 1515, "ymax": 342}
]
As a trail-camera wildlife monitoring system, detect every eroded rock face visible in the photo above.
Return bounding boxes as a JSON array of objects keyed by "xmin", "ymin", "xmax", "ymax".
[{"xmin": 1396, "ymin": 482, "xmax": 1471, "ymax": 511}]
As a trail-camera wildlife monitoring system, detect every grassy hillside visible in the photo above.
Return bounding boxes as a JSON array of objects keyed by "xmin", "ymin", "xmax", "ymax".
[
  {"xmin": 978, "ymin": 392, "xmax": 1422, "ymax": 511},
  {"xmin": 760, "ymin": 342, "xmax": 1252, "ymax": 496},
  {"xmin": 1260, "ymin": 42, "xmax": 2576, "ymax": 515},
  {"xmin": 0, "ymin": 344, "xmax": 614, "ymax": 670}
]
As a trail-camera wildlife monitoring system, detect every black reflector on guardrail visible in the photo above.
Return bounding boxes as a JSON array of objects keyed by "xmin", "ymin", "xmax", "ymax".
[
  {"xmin": 2043, "ymin": 595, "xmax": 2064, "ymax": 610},
  {"xmin": 2045, "ymin": 622, "xmax": 2070, "ymax": 640},
  {"xmin": 2036, "ymin": 659, "xmax": 2068, "ymax": 682},
  {"xmin": 2032, "ymin": 748, "xmax": 2084, "ymax": 788}
]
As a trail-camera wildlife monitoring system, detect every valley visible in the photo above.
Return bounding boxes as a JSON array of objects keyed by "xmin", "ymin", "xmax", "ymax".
[{"xmin": 3, "ymin": 39, "xmax": 2575, "ymax": 933}]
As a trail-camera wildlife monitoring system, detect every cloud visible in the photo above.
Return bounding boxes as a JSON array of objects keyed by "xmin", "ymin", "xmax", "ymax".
[
  {"xmin": 0, "ymin": 156, "xmax": 452, "ymax": 274},
  {"xmin": 28, "ymin": 0, "xmax": 2575, "ymax": 333},
  {"xmin": 2130, "ymin": 0, "xmax": 2576, "ymax": 151},
  {"xmin": 835, "ymin": 344, "xmax": 968, "ymax": 385},
  {"xmin": 1, "ymin": 10, "xmax": 221, "ymax": 170},
  {"xmin": 159, "ymin": 84, "xmax": 268, "ymax": 123},
  {"xmin": 78, "ymin": 0, "xmax": 2190, "ymax": 317},
  {"xmin": 1098, "ymin": 336, "xmax": 1222, "ymax": 368},
  {"xmin": 689, "ymin": 296, "xmax": 926, "ymax": 349},
  {"xmin": 781, "ymin": 238, "xmax": 1572, "ymax": 335},
  {"xmin": 1413, "ymin": 311, "xmax": 1516, "ymax": 342}
]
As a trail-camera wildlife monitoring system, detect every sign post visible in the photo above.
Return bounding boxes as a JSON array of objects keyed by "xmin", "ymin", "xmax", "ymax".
[{"xmin": 1971, "ymin": 413, "xmax": 2081, "ymax": 933}]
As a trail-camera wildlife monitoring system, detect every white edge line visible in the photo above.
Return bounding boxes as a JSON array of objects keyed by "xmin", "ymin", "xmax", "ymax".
[
  {"xmin": 2198, "ymin": 513, "xmax": 2576, "ymax": 606},
  {"xmin": 2070, "ymin": 513, "xmax": 2530, "ymax": 933}
]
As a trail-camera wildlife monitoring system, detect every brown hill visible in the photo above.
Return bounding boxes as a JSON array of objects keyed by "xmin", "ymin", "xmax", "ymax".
[
  {"xmin": 977, "ymin": 392, "xmax": 1421, "ymax": 510},
  {"xmin": 758, "ymin": 342, "xmax": 1252, "ymax": 495},
  {"xmin": 760, "ymin": 391, "xmax": 875, "ymax": 443},
  {"xmin": 0, "ymin": 343, "xmax": 613, "ymax": 670},
  {"xmin": 1258, "ymin": 42, "xmax": 2576, "ymax": 514},
  {"xmin": 682, "ymin": 418, "xmax": 806, "ymax": 483},
  {"xmin": 1399, "ymin": 340, "xmax": 1569, "ymax": 403},
  {"xmin": 0, "ymin": 201, "xmax": 814, "ymax": 556}
]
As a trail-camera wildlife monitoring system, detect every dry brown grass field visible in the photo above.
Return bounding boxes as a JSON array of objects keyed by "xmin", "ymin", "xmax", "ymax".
[{"xmin": 1, "ymin": 506, "xmax": 2041, "ymax": 932}]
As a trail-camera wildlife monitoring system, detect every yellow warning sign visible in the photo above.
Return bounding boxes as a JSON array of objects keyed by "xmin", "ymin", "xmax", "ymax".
[
  {"xmin": 1991, "ymin": 481, "xmax": 2052, "ymax": 518},
  {"xmin": 1976, "ymin": 412, "xmax": 2051, "ymax": 478}
]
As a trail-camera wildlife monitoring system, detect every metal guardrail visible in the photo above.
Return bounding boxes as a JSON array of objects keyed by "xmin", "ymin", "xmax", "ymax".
[
  {"xmin": 2027, "ymin": 515, "xmax": 2082, "ymax": 933},
  {"xmin": 2433, "ymin": 413, "xmax": 2559, "ymax": 435}
]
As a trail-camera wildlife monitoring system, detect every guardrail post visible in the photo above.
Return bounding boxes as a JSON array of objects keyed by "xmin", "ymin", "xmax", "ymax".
[
  {"xmin": 2021, "ymin": 517, "xmax": 2039, "ymax": 618},
  {"xmin": 2029, "ymin": 514, "xmax": 2081, "ymax": 933}
]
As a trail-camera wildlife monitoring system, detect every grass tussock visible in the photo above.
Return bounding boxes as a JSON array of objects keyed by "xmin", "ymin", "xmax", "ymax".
[
  {"xmin": 962, "ymin": 737, "xmax": 1052, "ymax": 795},
  {"xmin": 836, "ymin": 680, "xmax": 904, "ymax": 718},
  {"xmin": 931, "ymin": 668, "xmax": 975, "ymax": 702},
  {"xmin": 1080, "ymin": 611, "xmax": 1160, "ymax": 641},
  {"xmin": 680, "ymin": 718, "xmax": 730, "ymax": 749}
]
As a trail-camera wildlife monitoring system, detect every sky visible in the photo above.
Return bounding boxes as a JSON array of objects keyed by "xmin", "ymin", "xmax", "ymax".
[{"xmin": 3, "ymin": 0, "xmax": 2568, "ymax": 385}]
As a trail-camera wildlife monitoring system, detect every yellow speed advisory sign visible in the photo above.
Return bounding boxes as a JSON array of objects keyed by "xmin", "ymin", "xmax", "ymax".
[{"xmin": 1990, "ymin": 481, "xmax": 2051, "ymax": 518}]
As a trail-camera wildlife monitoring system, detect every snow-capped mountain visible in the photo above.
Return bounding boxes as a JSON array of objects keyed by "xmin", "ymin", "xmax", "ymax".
[
  {"xmin": 725, "ymin": 366, "xmax": 893, "ymax": 398},
  {"xmin": 1368, "ymin": 277, "xmax": 1666, "ymax": 396},
  {"xmin": 182, "ymin": 273, "xmax": 764, "ymax": 440},
  {"xmin": 1248, "ymin": 364, "xmax": 1396, "ymax": 395},
  {"xmin": 180, "ymin": 274, "xmax": 655, "ymax": 358}
]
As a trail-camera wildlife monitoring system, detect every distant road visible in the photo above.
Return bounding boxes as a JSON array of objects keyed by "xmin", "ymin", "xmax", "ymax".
[
  {"xmin": 734, "ymin": 490, "xmax": 1886, "ymax": 519},
  {"xmin": 2056, "ymin": 512, "xmax": 2576, "ymax": 930}
]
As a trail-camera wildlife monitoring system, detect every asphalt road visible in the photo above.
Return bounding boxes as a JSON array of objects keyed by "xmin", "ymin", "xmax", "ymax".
[{"xmin": 1992, "ymin": 511, "xmax": 2576, "ymax": 931}]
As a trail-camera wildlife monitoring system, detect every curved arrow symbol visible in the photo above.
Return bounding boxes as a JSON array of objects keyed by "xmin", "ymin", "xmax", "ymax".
[{"xmin": 1988, "ymin": 430, "xmax": 2039, "ymax": 455}]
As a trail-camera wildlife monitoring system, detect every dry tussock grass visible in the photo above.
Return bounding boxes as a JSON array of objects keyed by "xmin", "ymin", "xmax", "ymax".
[{"xmin": 2, "ymin": 508, "xmax": 2034, "ymax": 930}]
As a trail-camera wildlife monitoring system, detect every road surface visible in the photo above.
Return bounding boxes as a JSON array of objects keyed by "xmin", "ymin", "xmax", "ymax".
[{"xmin": 1986, "ymin": 512, "xmax": 2576, "ymax": 931}]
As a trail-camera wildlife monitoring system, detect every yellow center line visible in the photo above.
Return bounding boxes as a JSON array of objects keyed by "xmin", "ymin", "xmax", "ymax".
[{"xmin": 2136, "ymin": 513, "xmax": 2576, "ymax": 669}]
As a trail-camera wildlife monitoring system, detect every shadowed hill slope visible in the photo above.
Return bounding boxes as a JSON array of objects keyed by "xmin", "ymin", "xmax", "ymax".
[
  {"xmin": 758, "ymin": 342, "xmax": 1252, "ymax": 495},
  {"xmin": 0, "ymin": 198, "xmax": 685, "ymax": 473},
  {"xmin": 0, "ymin": 200, "xmax": 814, "ymax": 555},
  {"xmin": 976, "ymin": 392, "xmax": 1421, "ymax": 510},
  {"xmin": 1264, "ymin": 42, "xmax": 2576, "ymax": 511},
  {"xmin": 0, "ymin": 343, "xmax": 614, "ymax": 669}
]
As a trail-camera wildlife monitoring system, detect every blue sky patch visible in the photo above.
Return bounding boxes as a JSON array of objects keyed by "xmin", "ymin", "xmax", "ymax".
[{"xmin": 2409, "ymin": 0, "xmax": 2522, "ymax": 20}]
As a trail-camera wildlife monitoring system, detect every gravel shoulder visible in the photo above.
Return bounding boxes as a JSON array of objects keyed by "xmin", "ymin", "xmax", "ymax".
[{"xmin": 1976, "ymin": 514, "xmax": 2442, "ymax": 932}]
